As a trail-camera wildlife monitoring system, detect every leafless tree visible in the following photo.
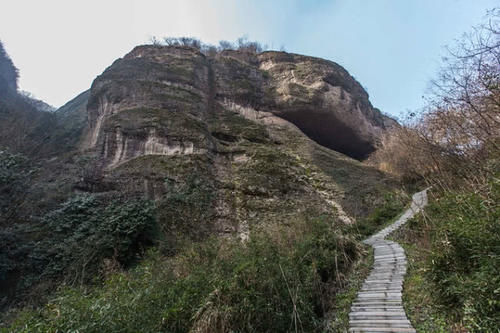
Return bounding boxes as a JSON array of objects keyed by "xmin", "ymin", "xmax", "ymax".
[{"xmin": 370, "ymin": 8, "xmax": 500, "ymax": 194}]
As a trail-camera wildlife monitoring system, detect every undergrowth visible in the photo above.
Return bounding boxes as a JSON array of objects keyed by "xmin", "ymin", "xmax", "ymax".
[
  {"xmin": 4, "ymin": 216, "xmax": 361, "ymax": 332},
  {"xmin": 393, "ymin": 180, "xmax": 500, "ymax": 332},
  {"xmin": 349, "ymin": 191, "xmax": 408, "ymax": 240},
  {"xmin": 0, "ymin": 194, "xmax": 156, "ymax": 311},
  {"xmin": 326, "ymin": 245, "xmax": 373, "ymax": 332}
]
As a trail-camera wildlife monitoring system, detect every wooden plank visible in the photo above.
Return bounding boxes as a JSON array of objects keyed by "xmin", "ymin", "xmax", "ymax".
[{"xmin": 348, "ymin": 189, "xmax": 429, "ymax": 332}]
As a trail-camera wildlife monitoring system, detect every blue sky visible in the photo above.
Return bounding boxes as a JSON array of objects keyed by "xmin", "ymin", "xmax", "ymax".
[{"xmin": 0, "ymin": 0, "xmax": 497, "ymax": 117}]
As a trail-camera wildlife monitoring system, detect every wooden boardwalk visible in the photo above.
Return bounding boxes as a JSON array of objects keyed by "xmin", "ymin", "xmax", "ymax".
[{"xmin": 349, "ymin": 190, "xmax": 428, "ymax": 333}]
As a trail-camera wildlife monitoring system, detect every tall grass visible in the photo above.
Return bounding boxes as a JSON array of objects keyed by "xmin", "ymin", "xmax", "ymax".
[
  {"xmin": 6, "ymin": 216, "xmax": 361, "ymax": 332},
  {"xmin": 394, "ymin": 180, "xmax": 500, "ymax": 332}
]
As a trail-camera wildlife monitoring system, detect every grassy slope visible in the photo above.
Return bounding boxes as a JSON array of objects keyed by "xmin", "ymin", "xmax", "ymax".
[
  {"xmin": 5, "ymin": 217, "xmax": 361, "ymax": 332},
  {"xmin": 1, "ymin": 106, "xmax": 405, "ymax": 332}
]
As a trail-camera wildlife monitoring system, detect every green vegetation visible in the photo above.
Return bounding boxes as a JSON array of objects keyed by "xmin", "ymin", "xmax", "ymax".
[
  {"xmin": 156, "ymin": 174, "xmax": 216, "ymax": 246},
  {"xmin": 349, "ymin": 191, "xmax": 407, "ymax": 239},
  {"xmin": 0, "ymin": 194, "xmax": 156, "ymax": 312},
  {"xmin": 5, "ymin": 216, "xmax": 360, "ymax": 332},
  {"xmin": 327, "ymin": 245, "xmax": 373, "ymax": 331},
  {"xmin": 0, "ymin": 150, "xmax": 35, "ymax": 222},
  {"xmin": 392, "ymin": 237, "xmax": 451, "ymax": 332},
  {"xmin": 393, "ymin": 183, "xmax": 500, "ymax": 332},
  {"xmin": 33, "ymin": 195, "xmax": 156, "ymax": 283}
]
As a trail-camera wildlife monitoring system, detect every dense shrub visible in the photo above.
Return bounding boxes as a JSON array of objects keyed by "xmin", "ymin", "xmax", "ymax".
[
  {"xmin": 0, "ymin": 150, "xmax": 35, "ymax": 222},
  {"xmin": 350, "ymin": 191, "xmax": 407, "ymax": 239},
  {"xmin": 31, "ymin": 194, "xmax": 156, "ymax": 284},
  {"xmin": 0, "ymin": 193, "xmax": 156, "ymax": 302},
  {"xmin": 7, "ymin": 216, "xmax": 361, "ymax": 332},
  {"xmin": 424, "ymin": 184, "xmax": 500, "ymax": 331}
]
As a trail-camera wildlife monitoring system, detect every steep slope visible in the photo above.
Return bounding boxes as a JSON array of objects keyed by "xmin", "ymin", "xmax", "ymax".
[
  {"xmin": 81, "ymin": 44, "xmax": 397, "ymax": 232},
  {"xmin": 46, "ymin": 89, "xmax": 90, "ymax": 154},
  {"xmin": 1, "ymin": 45, "xmax": 401, "ymax": 319},
  {"xmin": 0, "ymin": 41, "xmax": 55, "ymax": 157},
  {"xmin": 0, "ymin": 41, "xmax": 18, "ymax": 95}
]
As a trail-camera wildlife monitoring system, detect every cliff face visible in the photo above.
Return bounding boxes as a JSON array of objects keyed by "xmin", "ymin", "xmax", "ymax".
[
  {"xmin": 85, "ymin": 45, "xmax": 392, "ymax": 165},
  {"xmin": 0, "ymin": 44, "xmax": 396, "ymax": 232},
  {"xmin": 1, "ymin": 45, "xmax": 400, "ymax": 310},
  {"xmin": 257, "ymin": 51, "xmax": 388, "ymax": 159},
  {"xmin": 85, "ymin": 46, "xmax": 212, "ymax": 167},
  {"xmin": 77, "ymin": 45, "xmax": 397, "ymax": 236}
]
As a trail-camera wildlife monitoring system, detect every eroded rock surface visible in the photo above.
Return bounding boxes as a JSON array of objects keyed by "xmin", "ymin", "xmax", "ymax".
[
  {"xmin": 85, "ymin": 46, "xmax": 394, "ymax": 165},
  {"xmin": 73, "ymin": 44, "xmax": 399, "ymax": 239}
]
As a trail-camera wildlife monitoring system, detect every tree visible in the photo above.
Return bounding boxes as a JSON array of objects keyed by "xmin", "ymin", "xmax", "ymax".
[
  {"xmin": 370, "ymin": 8, "xmax": 500, "ymax": 191},
  {"xmin": 428, "ymin": 8, "xmax": 500, "ymax": 153},
  {"xmin": 0, "ymin": 40, "xmax": 19, "ymax": 94},
  {"xmin": 218, "ymin": 40, "xmax": 234, "ymax": 51}
]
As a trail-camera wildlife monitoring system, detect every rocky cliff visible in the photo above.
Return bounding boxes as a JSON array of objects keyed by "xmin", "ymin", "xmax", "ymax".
[
  {"xmin": 0, "ymin": 43, "xmax": 398, "ymax": 243},
  {"xmin": 85, "ymin": 45, "xmax": 393, "ymax": 164},
  {"xmin": 1, "ymin": 44, "xmax": 399, "ymax": 311},
  {"xmin": 76, "ymin": 45, "xmax": 397, "ymax": 236}
]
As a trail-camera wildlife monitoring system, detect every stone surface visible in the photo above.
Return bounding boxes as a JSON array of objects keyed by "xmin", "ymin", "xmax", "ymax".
[
  {"xmin": 349, "ymin": 189, "xmax": 428, "ymax": 333},
  {"xmin": 84, "ymin": 45, "xmax": 395, "ymax": 163},
  {"xmin": 73, "ymin": 45, "xmax": 402, "ymax": 238}
]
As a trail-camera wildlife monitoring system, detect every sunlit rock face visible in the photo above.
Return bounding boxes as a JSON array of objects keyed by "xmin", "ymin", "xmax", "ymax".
[
  {"xmin": 102, "ymin": 127, "xmax": 202, "ymax": 168},
  {"xmin": 85, "ymin": 45, "xmax": 394, "ymax": 166},
  {"xmin": 85, "ymin": 45, "xmax": 212, "ymax": 167},
  {"xmin": 257, "ymin": 51, "xmax": 392, "ymax": 159}
]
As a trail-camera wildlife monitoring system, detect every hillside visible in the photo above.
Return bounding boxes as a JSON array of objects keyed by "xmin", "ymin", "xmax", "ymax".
[
  {"xmin": 0, "ymin": 42, "xmax": 56, "ymax": 157},
  {"xmin": 0, "ymin": 43, "xmax": 405, "ymax": 331}
]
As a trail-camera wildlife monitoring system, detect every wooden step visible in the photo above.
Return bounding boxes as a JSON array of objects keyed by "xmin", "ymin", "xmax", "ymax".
[{"xmin": 348, "ymin": 189, "xmax": 429, "ymax": 332}]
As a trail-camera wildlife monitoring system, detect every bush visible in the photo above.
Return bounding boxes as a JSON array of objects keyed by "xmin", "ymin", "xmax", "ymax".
[
  {"xmin": 0, "ymin": 150, "xmax": 35, "ymax": 222},
  {"xmin": 157, "ymin": 175, "xmax": 215, "ymax": 246},
  {"xmin": 425, "ymin": 184, "xmax": 500, "ymax": 331},
  {"xmin": 32, "ymin": 194, "xmax": 156, "ymax": 284},
  {"xmin": 0, "ymin": 193, "xmax": 156, "ymax": 300},
  {"xmin": 350, "ymin": 191, "xmax": 407, "ymax": 239},
  {"xmin": 396, "ymin": 179, "xmax": 500, "ymax": 332},
  {"xmin": 6, "ymin": 216, "xmax": 361, "ymax": 332}
]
